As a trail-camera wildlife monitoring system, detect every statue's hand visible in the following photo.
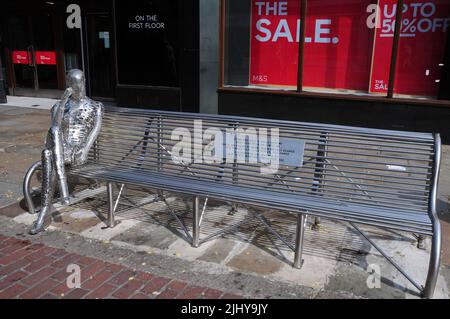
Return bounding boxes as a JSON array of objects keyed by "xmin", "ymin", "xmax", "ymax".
[
  {"xmin": 62, "ymin": 87, "xmax": 73, "ymax": 100},
  {"xmin": 72, "ymin": 145, "xmax": 89, "ymax": 166},
  {"xmin": 55, "ymin": 88, "xmax": 74, "ymax": 122}
]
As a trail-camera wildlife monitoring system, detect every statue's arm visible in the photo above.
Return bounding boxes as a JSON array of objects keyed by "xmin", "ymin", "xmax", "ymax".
[
  {"xmin": 52, "ymin": 88, "xmax": 73, "ymax": 127},
  {"xmin": 49, "ymin": 102, "xmax": 59, "ymax": 128},
  {"xmin": 79, "ymin": 103, "xmax": 104, "ymax": 163}
]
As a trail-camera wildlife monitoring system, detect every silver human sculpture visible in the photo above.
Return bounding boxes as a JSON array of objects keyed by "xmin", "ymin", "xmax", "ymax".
[{"xmin": 28, "ymin": 69, "xmax": 103, "ymax": 234}]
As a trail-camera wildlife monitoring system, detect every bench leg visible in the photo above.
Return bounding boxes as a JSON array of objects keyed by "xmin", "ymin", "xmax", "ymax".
[
  {"xmin": 423, "ymin": 223, "xmax": 441, "ymax": 298},
  {"xmin": 311, "ymin": 217, "xmax": 321, "ymax": 231},
  {"xmin": 416, "ymin": 234, "xmax": 426, "ymax": 249},
  {"xmin": 229, "ymin": 202, "xmax": 238, "ymax": 216},
  {"xmin": 294, "ymin": 214, "xmax": 306, "ymax": 269},
  {"xmin": 107, "ymin": 182, "xmax": 116, "ymax": 228},
  {"xmin": 192, "ymin": 195, "xmax": 200, "ymax": 248}
]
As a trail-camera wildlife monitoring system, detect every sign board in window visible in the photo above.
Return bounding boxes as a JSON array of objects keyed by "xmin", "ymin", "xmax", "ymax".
[
  {"xmin": 369, "ymin": 0, "xmax": 450, "ymax": 97},
  {"xmin": 12, "ymin": 51, "xmax": 29, "ymax": 64},
  {"xmin": 115, "ymin": 0, "xmax": 179, "ymax": 87},
  {"xmin": 249, "ymin": 0, "xmax": 450, "ymax": 97},
  {"xmin": 35, "ymin": 51, "xmax": 57, "ymax": 65},
  {"xmin": 249, "ymin": 0, "xmax": 374, "ymax": 90},
  {"xmin": 99, "ymin": 32, "xmax": 110, "ymax": 49}
]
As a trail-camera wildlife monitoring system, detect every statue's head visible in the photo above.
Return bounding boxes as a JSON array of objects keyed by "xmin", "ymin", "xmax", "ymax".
[{"xmin": 66, "ymin": 69, "xmax": 86, "ymax": 101}]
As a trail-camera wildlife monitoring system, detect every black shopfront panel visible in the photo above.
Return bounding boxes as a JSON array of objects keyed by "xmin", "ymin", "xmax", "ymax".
[{"xmin": 114, "ymin": 0, "xmax": 199, "ymax": 112}]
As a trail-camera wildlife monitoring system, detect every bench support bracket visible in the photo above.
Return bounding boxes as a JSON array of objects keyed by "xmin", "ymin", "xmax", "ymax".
[
  {"xmin": 159, "ymin": 193, "xmax": 193, "ymax": 243},
  {"xmin": 311, "ymin": 217, "xmax": 321, "ymax": 231},
  {"xmin": 350, "ymin": 222, "xmax": 424, "ymax": 295},
  {"xmin": 414, "ymin": 234, "xmax": 426, "ymax": 249}
]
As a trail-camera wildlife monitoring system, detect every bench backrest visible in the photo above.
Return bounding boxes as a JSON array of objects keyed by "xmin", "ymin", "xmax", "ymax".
[{"xmin": 90, "ymin": 107, "xmax": 439, "ymax": 223}]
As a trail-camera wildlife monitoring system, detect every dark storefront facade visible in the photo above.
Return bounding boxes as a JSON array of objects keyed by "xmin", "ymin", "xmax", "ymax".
[
  {"xmin": 218, "ymin": 0, "xmax": 450, "ymax": 142},
  {"xmin": 1, "ymin": 0, "xmax": 450, "ymax": 141},
  {"xmin": 0, "ymin": 0, "xmax": 199, "ymax": 112}
]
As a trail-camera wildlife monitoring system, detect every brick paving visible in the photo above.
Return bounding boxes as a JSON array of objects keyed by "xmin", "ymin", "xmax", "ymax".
[{"xmin": 0, "ymin": 235, "xmax": 242, "ymax": 299}]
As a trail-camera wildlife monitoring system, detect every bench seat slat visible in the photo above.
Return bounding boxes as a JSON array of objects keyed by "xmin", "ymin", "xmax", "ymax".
[
  {"xmin": 84, "ymin": 153, "xmax": 431, "ymax": 212},
  {"xmin": 69, "ymin": 164, "xmax": 433, "ymax": 235}
]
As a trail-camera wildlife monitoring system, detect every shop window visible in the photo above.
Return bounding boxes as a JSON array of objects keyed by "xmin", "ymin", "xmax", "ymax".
[
  {"xmin": 393, "ymin": 0, "xmax": 450, "ymax": 98},
  {"xmin": 31, "ymin": 15, "xmax": 57, "ymax": 90},
  {"xmin": 63, "ymin": 27, "xmax": 81, "ymax": 72},
  {"xmin": 222, "ymin": 0, "xmax": 450, "ymax": 101},
  {"xmin": 224, "ymin": 0, "xmax": 299, "ymax": 90},
  {"xmin": 115, "ymin": 0, "xmax": 179, "ymax": 87},
  {"xmin": 303, "ymin": 0, "xmax": 377, "ymax": 94},
  {"xmin": 224, "ymin": 0, "xmax": 252, "ymax": 87}
]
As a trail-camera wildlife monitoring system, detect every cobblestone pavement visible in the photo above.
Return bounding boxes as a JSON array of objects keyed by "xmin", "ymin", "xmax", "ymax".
[{"xmin": 0, "ymin": 234, "xmax": 241, "ymax": 299}]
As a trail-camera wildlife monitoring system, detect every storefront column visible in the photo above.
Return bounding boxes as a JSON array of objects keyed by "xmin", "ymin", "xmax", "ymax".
[
  {"xmin": 0, "ymin": 54, "xmax": 6, "ymax": 103},
  {"xmin": 199, "ymin": 0, "xmax": 219, "ymax": 114}
]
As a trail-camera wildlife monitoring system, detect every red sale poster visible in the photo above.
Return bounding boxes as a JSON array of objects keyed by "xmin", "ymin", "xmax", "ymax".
[
  {"xmin": 250, "ymin": 0, "xmax": 450, "ymax": 97},
  {"xmin": 303, "ymin": 0, "xmax": 375, "ymax": 91},
  {"xmin": 369, "ymin": 0, "xmax": 394, "ymax": 94},
  {"xmin": 370, "ymin": 0, "xmax": 450, "ymax": 96},
  {"xmin": 395, "ymin": 0, "xmax": 450, "ymax": 96},
  {"xmin": 250, "ymin": 0, "xmax": 300, "ymax": 88},
  {"xmin": 250, "ymin": 0, "xmax": 375, "ymax": 90}
]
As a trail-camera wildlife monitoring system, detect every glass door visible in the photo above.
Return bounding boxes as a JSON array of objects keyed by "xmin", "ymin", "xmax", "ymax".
[
  {"xmin": 31, "ymin": 14, "xmax": 57, "ymax": 90},
  {"xmin": 86, "ymin": 14, "xmax": 115, "ymax": 98},
  {"xmin": 7, "ymin": 14, "xmax": 58, "ymax": 94},
  {"xmin": 8, "ymin": 16, "xmax": 36, "ymax": 90}
]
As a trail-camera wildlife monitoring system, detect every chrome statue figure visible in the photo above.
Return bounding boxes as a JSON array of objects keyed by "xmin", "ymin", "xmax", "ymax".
[{"xmin": 25, "ymin": 69, "xmax": 104, "ymax": 234}]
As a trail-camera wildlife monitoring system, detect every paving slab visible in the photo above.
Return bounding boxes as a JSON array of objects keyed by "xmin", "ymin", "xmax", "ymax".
[
  {"xmin": 51, "ymin": 208, "xmax": 103, "ymax": 234},
  {"xmin": 112, "ymin": 221, "xmax": 179, "ymax": 250},
  {"xmin": 197, "ymin": 239, "xmax": 237, "ymax": 264},
  {"xmin": 2, "ymin": 96, "xmax": 57, "ymax": 110},
  {"xmin": 227, "ymin": 243, "xmax": 284, "ymax": 275}
]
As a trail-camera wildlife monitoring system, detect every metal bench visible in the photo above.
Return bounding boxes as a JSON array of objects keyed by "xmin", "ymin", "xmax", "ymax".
[{"xmin": 24, "ymin": 106, "xmax": 442, "ymax": 298}]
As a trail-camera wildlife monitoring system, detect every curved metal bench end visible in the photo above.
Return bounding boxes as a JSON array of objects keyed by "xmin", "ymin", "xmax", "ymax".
[{"xmin": 23, "ymin": 161, "xmax": 42, "ymax": 215}]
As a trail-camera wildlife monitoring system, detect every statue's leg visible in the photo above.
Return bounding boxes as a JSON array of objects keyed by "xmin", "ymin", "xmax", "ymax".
[
  {"xmin": 29, "ymin": 149, "xmax": 56, "ymax": 235},
  {"xmin": 48, "ymin": 126, "xmax": 70, "ymax": 204}
]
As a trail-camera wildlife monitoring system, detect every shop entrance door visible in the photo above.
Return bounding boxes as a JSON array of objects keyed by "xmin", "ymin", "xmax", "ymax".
[
  {"xmin": 8, "ymin": 14, "xmax": 59, "ymax": 97},
  {"xmin": 86, "ymin": 13, "xmax": 115, "ymax": 99}
]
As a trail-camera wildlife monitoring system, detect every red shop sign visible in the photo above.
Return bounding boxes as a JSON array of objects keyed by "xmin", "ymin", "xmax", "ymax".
[
  {"xmin": 12, "ymin": 51, "xmax": 30, "ymax": 64},
  {"xmin": 35, "ymin": 51, "xmax": 57, "ymax": 65},
  {"xmin": 369, "ymin": 0, "xmax": 450, "ymax": 96},
  {"xmin": 249, "ymin": 0, "xmax": 375, "ymax": 90},
  {"xmin": 302, "ymin": 0, "xmax": 374, "ymax": 92}
]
